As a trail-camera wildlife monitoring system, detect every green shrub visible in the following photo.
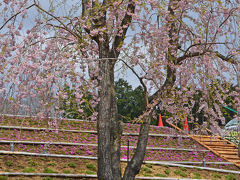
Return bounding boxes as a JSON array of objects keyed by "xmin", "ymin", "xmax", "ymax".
[
  {"xmin": 17, "ymin": 165, "xmax": 24, "ymax": 169},
  {"xmin": 162, "ymin": 165, "xmax": 169, "ymax": 168},
  {"xmin": 86, "ymin": 163, "xmax": 96, "ymax": 171},
  {"xmin": 142, "ymin": 167, "xmax": 152, "ymax": 174},
  {"xmin": 42, "ymin": 177, "xmax": 53, "ymax": 180},
  {"xmin": 43, "ymin": 168, "xmax": 57, "ymax": 173},
  {"xmin": 194, "ymin": 167, "xmax": 202, "ymax": 171},
  {"xmin": 0, "ymin": 176, "xmax": 7, "ymax": 180},
  {"xmin": 174, "ymin": 170, "xmax": 187, "ymax": 177},
  {"xmin": 155, "ymin": 173, "xmax": 167, "ymax": 177},
  {"xmin": 23, "ymin": 167, "xmax": 35, "ymax": 173},
  {"xmin": 48, "ymin": 162, "xmax": 56, "ymax": 166},
  {"xmin": 193, "ymin": 172, "xmax": 201, "ymax": 179},
  {"xmin": 164, "ymin": 169, "xmax": 170, "ymax": 175},
  {"xmin": 145, "ymin": 164, "xmax": 152, "ymax": 168},
  {"xmin": 5, "ymin": 161, "xmax": 13, "ymax": 167},
  {"xmin": 28, "ymin": 160, "xmax": 38, "ymax": 167},
  {"xmin": 68, "ymin": 162, "xmax": 76, "ymax": 168},
  {"xmin": 225, "ymin": 174, "xmax": 237, "ymax": 180},
  {"xmin": 85, "ymin": 170, "xmax": 95, "ymax": 174},
  {"xmin": 212, "ymin": 173, "xmax": 221, "ymax": 179},
  {"xmin": 63, "ymin": 170, "xmax": 71, "ymax": 174},
  {"xmin": 179, "ymin": 167, "xmax": 187, "ymax": 171}
]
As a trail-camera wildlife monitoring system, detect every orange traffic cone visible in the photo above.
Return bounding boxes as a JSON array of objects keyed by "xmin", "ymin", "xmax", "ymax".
[
  {"xmin": 184, "ymin": 117, "xmax": 189, "ymax": 131},
  {"xmin": 158, "ymin": 114, "xmax": 163, "ymax": 127}
]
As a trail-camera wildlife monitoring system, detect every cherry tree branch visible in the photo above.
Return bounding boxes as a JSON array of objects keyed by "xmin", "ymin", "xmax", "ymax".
[
  {"xmin": 121, "ymin": 49, "xmax": 159, "ymax": 88},
  {"xmin": 215, "ymin": 51, "xmax": 238, "ymax": 64},
  {"xmin": 82, "ymin": 0, "xmax": 89, "ymax": 17},
  {"xmin": 182, "ymin": 42, "xmax": 227, "ymax": 57},
  {"xmin": 177, "ymin": 42, "xmax": 233, "ymax": 65},
  {"xmin": 149, "ymin": 0, "xmax": 179, "ymax": 103},
  {"xmin": 149, "ymin": 65, "xmax": 176, "ymax": 103},
  {"xmin": 25, "ymin": 36, "xmax": 73, "ymax": 49},
  {"xmin": 211, "ymin": 8, "xmax": 237, "ymax": 46},
  {"xmin": 34, "ymin": 0, "xmax": 79, "ymax": 39},
  {"xmin": 177, "ymin": 51, "xmax": 207, "ymax": 64},
  {"xmin": 110, "ymin": 0, "xmax": 135, "ymax": 57},
  {"xmin": 219, "ymin": 8, "xmax": 237, "ymax": 29},
  {"xmin": 176, "ymin": 50, "xmax": 238, "ymax": 65},
  {"xmin": 0, "ymin": 4, "xmax": 36, "ymax": 31},
  {"xmin": 120, "ymin": 59, "xmax": 148, "ymax": 103}
]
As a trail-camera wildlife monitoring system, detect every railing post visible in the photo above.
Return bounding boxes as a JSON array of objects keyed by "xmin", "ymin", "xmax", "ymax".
[
  {"xmin": 43, "ymin": 149, "xmax": 47, "ymax": 154},
  {"xmin": 202, "ymin": 158, "xmax": 206, "ymax": 167},
  {"xmin": 10, "ymin": 143, "xmax": 14, "ymax": 151},
  {"xmin": 127, "ymin": 140, "xmax": 130, "ymax": 162}
]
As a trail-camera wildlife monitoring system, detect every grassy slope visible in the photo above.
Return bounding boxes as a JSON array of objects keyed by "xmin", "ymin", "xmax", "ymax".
[{"xmin": 0, "ymin": 115, "xmax": 239, "ymax": 179}]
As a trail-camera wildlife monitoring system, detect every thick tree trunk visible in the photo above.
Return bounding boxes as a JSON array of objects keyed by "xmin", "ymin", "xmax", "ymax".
[
  {"xmin": 122, "ymin": 116, "xmax": 151, "ymax": 180},
  {"xmin": 97, "ymin": 58, "xmax": 114, "ymax": 180},
  {"xmin": 92, "ymin": 0, "xmax": 134, "ymax": 178},
  {"xmin": 109, "ymin": 62, "xmax": 122, "ymax": 180},
  {"xmin": 97, "ymin": 40, "xmax": 121, "ymax": 179},
  {"xmin": 110, "ymin": 114, "xmax": 122, "ymax": 179},
  {"xmin": 98, "ymin": 60, "xmax": 121, "ymax": 179}
]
